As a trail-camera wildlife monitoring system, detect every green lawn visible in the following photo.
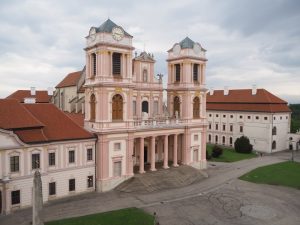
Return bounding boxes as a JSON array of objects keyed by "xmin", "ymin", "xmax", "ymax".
[
  {"xmin": 207, "ymin": 144, "xmax": 256, "ymax": 162},
  {"xmin": 239, "ymin": 161, "xmax": 300, "ymax": 189},
  {"xmin": 45, "ymin": 208, "xmax": 154, "ymax": 225}
]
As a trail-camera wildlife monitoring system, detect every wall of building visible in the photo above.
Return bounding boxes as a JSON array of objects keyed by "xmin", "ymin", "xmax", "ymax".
[
  {"xmin": 207, "ymin": 111, "xmax": 290, "ymax": 153},
  {"xmin": 0, "ymin": 139, "xmax": 96, "ymax": 214}
]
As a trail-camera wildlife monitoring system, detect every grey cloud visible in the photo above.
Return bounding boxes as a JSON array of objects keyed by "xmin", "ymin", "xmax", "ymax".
[{"xmin": 0, "ymin": 0, "xmax": 299, "ymax": 103}]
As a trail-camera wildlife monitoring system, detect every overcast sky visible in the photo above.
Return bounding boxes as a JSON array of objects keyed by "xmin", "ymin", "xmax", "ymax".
[{"xmin": 0, "ymin": 0, "xmax": 299, "ymax": 103}]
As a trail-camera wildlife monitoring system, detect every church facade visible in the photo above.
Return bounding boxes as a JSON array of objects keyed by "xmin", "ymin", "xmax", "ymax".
[{"xmin": 83, "ymin": 19, "xmax": 208, "ymax": 191}]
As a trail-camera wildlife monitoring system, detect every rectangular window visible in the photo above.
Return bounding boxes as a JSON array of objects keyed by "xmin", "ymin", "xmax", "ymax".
[
  {"xmin": 69, "ymin": 150, "xmax": 75, "ymax": 163},
  {"xmin": 69, "ymin": 179, "xmax": 75, "ymax": 192},
  {"xmin": 87, "ymin": 148, "xmax": 93, "ymax": 161},
  {"xmin": 209, "ymin": 123, "xmax": 212, "ymax": 130},
  {"xmin": 112, "ymin": 53, "xmax": 121, "ymax": 75},
  {"xmin": 215, "ymin": 123, "xmax": 218, "ymax": 130},
  {"xmin": 264, "ymin": 116, "xmax": 268, "ymax": 120},
  {"xmin": 240, "ymin": 126, "xmax": 243, "ymax": 133},
  {"xmin": 11, "ymin": 190, "xmax": 20, "ymax": 205},
  {"xmin": 175, "ymin": 64, "xmax": 180, "ymax": 82},
  {"xmin": 49, "ymin": 182, "xmax": 56, "ymax": 196},
  {"xmin": 114, "ymin": 143, "xmax": 121, "ymax": 151},
  {"xmin": 222, "ymin": 124, "xmax": 226, "ymax": 131},
  {"xmin": 113, "ymin": 161, "xmax": 122, "ymax": 177},
  {"xmin": 10, "ymin": 156, "xmax": 19, "ymax": 172},
  {"xmin": 194, "ymin": 135, "xmax": 198, "ymax": 141},
  {"xmin": 193, "ymin": 64, "xmax": 198, "ymax": 81},
  {"xmin": 48, "ymin": 152, "xmax": 55, "ymax": 166},
  {"xmin": 87, "ymin": 176, "xmax": 93, "ymax": 188},
  {"xmin": 256, "ymin": 116, "xmax": 259, "ymax": 120},
  {"xmin": 92, "ymin": 53, "xmax": 96, "ymax": 76},
  {"xmin": 133, "ymin": 100, "xmax": 137, "ymax": 116},
  {"xmin": 230, "ymin": 124, "xmax": 233, "ymax": 132},
  {"xmin": 32, "ymin": 153, "xmax": 40, "ymax": 169},
  {"xmin": 153, "ymin": 101, "xmax": 159, "ymax": 116}
]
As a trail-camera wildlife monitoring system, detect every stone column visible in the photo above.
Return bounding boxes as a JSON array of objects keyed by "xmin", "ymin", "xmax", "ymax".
[
  {"xmin": 139, "ymin": 137, "xmax": 145, "ymax": 173},
  {"xmin": 173, "ymin": 134, "xmax": 179, "ymax": 167},
  {"xmin": 33, "ymin": 171, "xmax": 44, "ymax": 225},
  {"xmin": 163, "ymin": 135, "xmax": 169, "ymax": 169},
  {"xmin": 126, "ymin": 134, "xmax": 134, "ymax": 176},
  {"xmin": 150, "ymin": 136, "xmax": 156, "ymax": 171}
]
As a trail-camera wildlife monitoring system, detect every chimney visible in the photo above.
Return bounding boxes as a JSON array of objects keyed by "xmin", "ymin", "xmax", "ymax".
[
  {"xmin": 47, "ymin": 87, "xmax": 53, "ymax": 96},
  {"xmin": 252, "ymin": 85, "xmax": 257, "ymax": 95},
  {"xmin": 209, "ymin": 87, "xmax": 214, "ymax": 95},
  {"xmin": 30, "ymin": 87, "xmax": 36, "ymax": 96},
  {"xmin": 224, "ymin": 86, "xmax": 229, "ymax": 95}
]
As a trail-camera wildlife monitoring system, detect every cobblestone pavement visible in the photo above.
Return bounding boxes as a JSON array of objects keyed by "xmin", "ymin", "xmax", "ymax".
[{"xmin": 0, "ymin": 151, "xmax": 299, "ymax": 225}]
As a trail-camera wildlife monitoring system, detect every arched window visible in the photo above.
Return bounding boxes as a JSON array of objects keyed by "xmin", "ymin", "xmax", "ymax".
[
  {"xmin": 90, "ymin": 94, "xmax": 96, "ymax": 121},
  {"xmin": 193, "ymin": 64, "xmax": 199, "ymax": 81},
  {"xmin": 193, "ymin": 97, "xmax": 200, "ymax": 118},
  {"xmin": 175, "ymin": 64, "xmax": 180, "ymax": 82},
  {"xmin": 222, "ymin": 136, "xmax": 226, "ymax": 145},
  {"xmin": 112, "ymin": 53, "xmax": 121, "ymax": 75},
  {"xmin": 272, "ymin": 126, "xmax": 277, "ymax": 135},
  {"xmin": 112, "ymin": 94, "xmax": 123, "ymax": 121},
  {"xmin": 91, "ymin": 53, "xmax": 96, "ymax": 76},
  {"xmin": 143, "ymin": 69, "xmax": 147, "ymax": 82},
  {"xmin": 208, "ymin": 134, "xmax": 211, "ymax": 142},
  {"xmin": 272, "ymin": 140, "xmax": 276, "ymax": 150},
  {"xmin": 215, "ymin": 135, "xmax": 218, "ymax": 143},
  {"xmin": 173, "ymin": 96, "xmax": 180, "ymax": 117},
  {"xmin": 142, "ymin": 101, "xmax": 149, "ymax": 113}
]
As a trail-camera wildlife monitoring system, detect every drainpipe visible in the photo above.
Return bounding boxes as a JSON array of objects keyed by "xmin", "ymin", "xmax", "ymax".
[
  {"xmin": 271, "ymin": 113, "xmax": 274, "ymax": 154},
  {"xmin": 94, "ymin": 138, "xmax": 97, "ymax": 192}
]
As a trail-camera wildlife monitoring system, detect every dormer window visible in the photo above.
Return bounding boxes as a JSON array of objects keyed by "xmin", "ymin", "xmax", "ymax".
[
  {"xmin": 143, "ymin": 69, "xmax": 147, "ymax": 82},
  {"xmin": 193, "ymin": 64, "xmax": 199, "ymax": 82},
  {"xmin": 91, "ymin": 53, "xmax": 96, "ymax": 76},
  {"xmin": 112, "ymin": 53, "xmax": 121, "ymax": 75},
  {"xmin": 175, "ymin": 64, "xmax": 180, "ymax": 82}
]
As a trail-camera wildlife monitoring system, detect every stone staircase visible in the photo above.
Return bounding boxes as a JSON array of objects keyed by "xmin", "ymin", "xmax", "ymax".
[{"xmin": 116, "ymin": 165, "xmax": 206, "ymax": 194}]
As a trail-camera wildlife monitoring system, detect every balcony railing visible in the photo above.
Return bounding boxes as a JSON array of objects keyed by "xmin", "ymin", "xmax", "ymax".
[{"xmin": 133, "ymin": 117, "xmax": 187, "ymax": 129}]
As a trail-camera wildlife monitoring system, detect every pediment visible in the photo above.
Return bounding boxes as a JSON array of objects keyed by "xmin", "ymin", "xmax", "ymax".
[{"xmin": 0, "ymin": 129, "xmax": 26, "ymax": 149}]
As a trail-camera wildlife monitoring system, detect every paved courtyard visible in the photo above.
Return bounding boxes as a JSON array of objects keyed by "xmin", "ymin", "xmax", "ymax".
[{"xmin": 0, "ymin": 151, "xmax": 299, "ymax": 225}]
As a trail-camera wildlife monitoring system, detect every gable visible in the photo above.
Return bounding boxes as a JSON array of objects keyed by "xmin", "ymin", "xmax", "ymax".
[{"xmin": 0, "ymin": 129, "xmax": 25, "ymax": 149}]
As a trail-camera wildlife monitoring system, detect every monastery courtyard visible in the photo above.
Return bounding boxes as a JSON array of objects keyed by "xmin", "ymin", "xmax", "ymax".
[{"xmin": 1, "ymin": 151, "xmax": 299, "ymax": 225}]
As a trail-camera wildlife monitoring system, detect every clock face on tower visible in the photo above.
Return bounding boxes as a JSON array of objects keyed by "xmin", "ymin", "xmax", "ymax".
[{"xmin": 112, "ymin": 26, "xmax": 125, "ymax": 41}]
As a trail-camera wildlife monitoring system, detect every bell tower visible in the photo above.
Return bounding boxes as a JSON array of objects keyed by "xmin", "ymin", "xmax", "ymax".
[
  {"xmin": 167, "ymin": 37, "xmax": 208, "ymax": 122},
  {"xmin": 84, "ymin": 19, "xmax": 135, "ymax": 132}
]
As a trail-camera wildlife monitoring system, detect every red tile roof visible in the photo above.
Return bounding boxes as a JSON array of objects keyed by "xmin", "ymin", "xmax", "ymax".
[
  {"xmin": 6, "ymin": 90, "xmax": 52, "ymax": 103},
  {"xmin": 0, "ymin": 99, "xmax": 95, "ymax": 144},
  {"xmin": 207, "ymin": 89, "xmax": 291, "ymax": 113},
  {"xmin": 64, "ymin": 112, "xmax": 85, "ymax": 127},
  {"xmin": 0, "ymin": 99, "xmax": 43, "ymax": 129},
  {"xmin": 56, "ymin": 71, "xmax": 82, "ymax": 88}
]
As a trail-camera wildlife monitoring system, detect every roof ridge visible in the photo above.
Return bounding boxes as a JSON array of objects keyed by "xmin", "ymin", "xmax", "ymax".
[{"xmin": 20, "ymin": 103, "xmax": 45, "ymax": 128}]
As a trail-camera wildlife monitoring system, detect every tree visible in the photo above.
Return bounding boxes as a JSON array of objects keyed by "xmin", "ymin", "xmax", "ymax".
[
  {"xmin": 212, "ymin": 145, "xmax": 223, "ymax": 158},
  {"xmin": 234, "ymin": 136, "xmax": 253, "ymax": 153}
]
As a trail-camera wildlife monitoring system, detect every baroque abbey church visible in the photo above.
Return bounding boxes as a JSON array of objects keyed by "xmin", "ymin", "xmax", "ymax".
[{"xmin": 83, "ymin": 19, "xmax": 208, "ymax": 191}]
